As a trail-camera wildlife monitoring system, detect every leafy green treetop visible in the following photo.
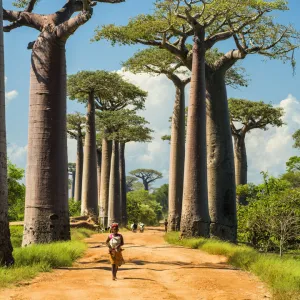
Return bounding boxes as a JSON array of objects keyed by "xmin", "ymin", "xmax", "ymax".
[
  {"xmin": 67, "ymin": 112, "xmax": 86, "ymax": 140},
  {"xmin": 229, "ymin": 98, "xmax": 284, "ymax": 138},
  {"xmin": 68, "ymin": 71, "xmax": 147, "ymax": 111}
]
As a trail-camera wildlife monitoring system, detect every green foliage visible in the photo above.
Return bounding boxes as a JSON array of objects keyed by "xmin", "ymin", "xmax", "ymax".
[
  {"xmin": 237, "ymin": 174, "xmax": 300, "ymax": 254},
  {"xmin": 67, "ymin": 112, "xmax": 85, "ymax": 140},
  {"xmin": 286, "ymin": 156, "xmax": 300, "ymax": 172},
  {"xmin": 152, "ymin": 184, "xmax": 169, "ymax": 214},
  {"xmin": 8, "ymin": 161, "xmax": 25, "ymax": 221},
  {"xmin": 229, "ymin": 98, "xmax": 285, "ymax": 131},
  {"xmin": 292, "ymin": 129, "xmax": 300, "ymax": 149},
  {"xmin": 69, "ymin": 199, "xmax": 81, "ymax": 217},
  {"xmin": 280, "ymin": 171, "xmax": 300, "ymax": 188},
  {"xmin": 166, "ymin": 232, "xmax": 300, "ymax": 300},
  {"xmin": 126, "ymin": 190, "xmax": 163, "ymax": 225},
  {"xmin": 126, "ymin": 175, "xmax": 139, "ymax": 191},
  {"xmin": 96, "ymin": 109, "xmax": 153, "ymax": 143},
  {"xmin": 67, "ymin": 70, "xmax": 147, "ymax": 111}
]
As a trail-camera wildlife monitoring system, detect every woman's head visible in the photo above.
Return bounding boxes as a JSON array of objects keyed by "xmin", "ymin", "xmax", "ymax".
[{"xmin": 111, "ymin": 223, "xmax": 119, "ymax": 233}]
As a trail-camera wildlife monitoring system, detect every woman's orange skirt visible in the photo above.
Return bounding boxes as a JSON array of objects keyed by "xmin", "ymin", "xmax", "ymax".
[{"xmin": 109, "ymin": 250, "xmax": 125, "ymax": 266}]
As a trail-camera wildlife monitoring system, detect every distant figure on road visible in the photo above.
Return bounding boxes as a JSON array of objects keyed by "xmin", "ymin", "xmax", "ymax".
[
  {"xmin": 139, "ymin": 222, "xmax": 145, "ymax": 233},
  {"xmin": 106, "ymin": 223, "xmax": 124, "ymax": 280},
  {"xmin": 131, "ymin": 223, "xmax": 138, "ymax": 232},
  {"xmin": 164, "ymin": 219, "xmax": 168, "ymax": 232}
]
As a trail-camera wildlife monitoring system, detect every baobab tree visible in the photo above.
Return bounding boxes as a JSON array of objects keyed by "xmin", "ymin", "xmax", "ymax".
[
  {"xmin": 229, "ymin": 98, "xmax": 284, "ymax": 204},
  {"xmin": 96, "ymin": 109, "xmax": 153, "ymax": 226},
  {"xmin": 68, "ymin": 163, "xmax": 76, "ymax": 199},
  {"xmin": 67, "ymin": 112, "xmax": 85, "ymax": 202},
  {"xmin": 95, "ymin": 0, "xmax": 297, "ymax": 240},
  {"xmin": 0, "ymin": 0, "xmax": 14, "ymax": 266},
  {"xmin": 124, "ymin": 48, "xmax": 189, "ymax": 231},
  {"xmin": 3, "ymin": 0, "xmax": 125, "ymax": 246},
  {"xmin": 126, "ymin": 176, "xmax": 138, "ymax": 192},
  {"xmin": 69, "ymin": 70, "xmax": 147, "ymax": 225},
  {"xmin": 130, "ymin": 169, "xmax": 163, "ymax": 191}
]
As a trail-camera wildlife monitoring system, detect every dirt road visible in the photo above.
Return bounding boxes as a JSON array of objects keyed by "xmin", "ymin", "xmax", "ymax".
[{"xmin": 0, "ymin": 228, "xmax": 270, "ymax": 300}]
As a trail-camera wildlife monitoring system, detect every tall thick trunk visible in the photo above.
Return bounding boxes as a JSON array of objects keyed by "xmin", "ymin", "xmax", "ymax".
[
  {"xmin": 71, "ymin": 171, "xmax": 75, "ymax": 199},
  {"xmin": 119, "ymin": 142, "xmax": 127, "ymax": 226},
  {"xmin": 168, "ymin": 83, "xmax": 185, "ymax": 232},
  {"xmin": 0, "ymin": 2, "xmax": 14, "ymax": 265},
  {"xmin": 180, "ymin": 29, "xmax": 210, "ymax": 237},
  {"xmin": 99, "ymin": 137, "xmax": 112, "ymax": 227},
  {"xmin": 23, "ymin": 32, "xmax": 70, "ymax": 246},
  {"xmin": 206, "ymin": 72, "xmax": 237, "ymax": 242},
  {"xmin": 97, "ymin": 148, "xmax": 102, "ymax": 208},
  {"xmin": 81, "ymin": 92, "xmax": 98, "ymax": 216},
  {"xmin": 234, "ymin": 135, "xmax": 247, "ymax": 205},
  {"xmin": 108, "ymin": 140, "xmax": 121, "ymax": 225},
  {"xmin": 74, "ymin": 135, "xmax": 83, "ymax": 202}
]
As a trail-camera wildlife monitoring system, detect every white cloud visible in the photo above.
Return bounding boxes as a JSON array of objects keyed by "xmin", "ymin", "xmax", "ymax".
[
  {"xmin": 246, "ymin": 94, "xmax": 300, "ymax": 183},
  {"xmin": 4, "ymin": 77, "xmax": 18, "ymax": 104},
  {"xmin": 7, "ymin": 143, "xmax": 27, "ymax": 167}
]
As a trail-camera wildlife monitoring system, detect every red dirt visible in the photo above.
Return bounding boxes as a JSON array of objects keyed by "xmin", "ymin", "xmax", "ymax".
[{"xmin": 0, "ymin": 228, "xmax": 271, "ymax": 300}]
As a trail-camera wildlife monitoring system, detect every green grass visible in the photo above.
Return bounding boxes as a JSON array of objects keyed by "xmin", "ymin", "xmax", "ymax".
[
  {"xmin": 165, "ymin": 232, "xmax": 300, "ymax": 300},
  {"xmin": 0, "ymin": 227, "xmax": 95, "ymax": 288}
]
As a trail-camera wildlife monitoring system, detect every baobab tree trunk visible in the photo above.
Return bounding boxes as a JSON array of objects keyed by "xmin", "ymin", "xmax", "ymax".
[
  {"xmin": 99, "ymin": 137, "xmax": 112, "ymax": 227},
  {"xmin": 143, "ymin": 180, "xmax": 149, "ymax": 191},
  {"xmin": 119, "ymin": 142, "xmax": 127, "ymax": 226},
  {"xmin": 23, "ymin": 33, "xmax": 70, "ymax": 246},
  {"xmin": 97, "ymin": 148, "xmax": 102, "ymax": 207},
  {"xmin": 180, "ymin": 29, "xmax": 210, "ymax": 237},
  {"xmin": 234, "ymin": 134, "xmax": 248, "ymax": 205},
  {"xmin": 0, "ymin": 3, "xmax": 14, "ymax": 265},
  {"xmin": 168, "ymin": 83, "xmax": 185, "ymax": 232},
  {"xmin": 206, "ymin": 71, "xmax": 237, "ymax": 242},
  {"xmin": 81, "ymin": 92, "xmax": 98, "ymax": 216},
  {"xmin": 108, "ymin": 140, "xmax": 121, "ymax": 225},
  {"xmin": 71, "ymin": 170, "xmax": 75, "ymax": 199},
  {"xmin": 74, "ymin": 135, "xmax": 83, "ymax": 202}
]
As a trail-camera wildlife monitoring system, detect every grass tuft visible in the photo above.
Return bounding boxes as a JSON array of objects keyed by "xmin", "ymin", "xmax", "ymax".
[
  {"xmin": 165, "ymin": 232, "xmax": 300, "ymax": 300},
  {"xmin": 0, "ymin": 226, "xmax": 96, "ymax": 288}
]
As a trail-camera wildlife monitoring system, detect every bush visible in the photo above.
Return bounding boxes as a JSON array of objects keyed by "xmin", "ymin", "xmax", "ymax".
[
  {"xmin": 69, "ymin": 199, "xmax": 81, "ymax": 216},
  {"xmin": 127, "ymin": 190, "xmax": 163, "ymax": 225}
]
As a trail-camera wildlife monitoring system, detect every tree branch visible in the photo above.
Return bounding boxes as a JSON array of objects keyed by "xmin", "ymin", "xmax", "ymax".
[{"xmin": 56, "ymin": 10, "xmax": 93, "ymax": 40}]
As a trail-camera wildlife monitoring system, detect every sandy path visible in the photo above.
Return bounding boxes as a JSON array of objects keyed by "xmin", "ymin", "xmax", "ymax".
[{"xmin": 0, "ymin": 228, "xmax": 270, "ymax": 300}]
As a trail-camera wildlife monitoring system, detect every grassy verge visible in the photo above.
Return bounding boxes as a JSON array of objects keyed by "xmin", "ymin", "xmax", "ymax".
[
  {"xmin": 0, "ymin": 227, "xmax": 95, "ymax": 288},
  {"xmin": 165, "ymin": 232, "xmax": 300, "ymax": 300}
]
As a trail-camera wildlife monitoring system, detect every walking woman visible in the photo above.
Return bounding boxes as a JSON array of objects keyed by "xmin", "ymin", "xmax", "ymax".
[{"xmin": 106, "ymin": 223, "xmax": 124, "ymax": 280}]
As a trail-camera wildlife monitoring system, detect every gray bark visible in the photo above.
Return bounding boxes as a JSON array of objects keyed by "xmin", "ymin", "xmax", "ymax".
[
  {"xmin": 81, "ymin": 92, "xmax": 98, "ymax": 216},
  {"xmin": 119, "ymin": 142, "xmax": 127, "ymax": 226},
  {"xmin": 71, "ymin": 170, "xmax": 75, "ymax": 199},
  {"xmin": 74, "ymin": 134, "xmax": 83, "ymax": 202},
  {"xmin": 0, "ymin": 1, "xmax": 14, "ymax": 265},
  {"xmin": 206, "ymin": 71, "xmax": 237, "ymax": 242},
  {"xmin": 22, "ymin": 32, "xmax": 70, "ymax": 246},
  {"xmin": 108, "ymin": 140, "xmax": 121, "ymax": 225},
  {"xmin": 99, "ymin": 137, "xmax": 112, "ymax": 227},
  {"xmin": 97, "ymin": 148, "xmax": 102, "ymax": 208},
  {"xmin": 168, "ymin": 83, "xmax": 185, "ymax": 232},
  {"xmin": 180, "ymin": 29, "xmax": 210, "ymax": 237},
  {"xmin": 233, "ymin": 134, "xmax": 247, "ymax": 205}
]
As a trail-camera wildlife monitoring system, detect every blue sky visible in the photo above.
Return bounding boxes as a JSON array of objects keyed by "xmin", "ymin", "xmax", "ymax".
[{"xmin": 3, "ymin": 0, "xmax": 300, "ymax": 186}]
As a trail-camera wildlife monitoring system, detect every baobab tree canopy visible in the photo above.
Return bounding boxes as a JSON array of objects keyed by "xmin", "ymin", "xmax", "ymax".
[
  {"xmin": 67, "ymin": 112, "xmax": 85, "ymax": 139},
  {"xmin": 67, "ymin": 70, "xmax": 147, "ymax": 111},
  {"xmin": 229, "ymin": 98, "xmax": 284, "ymax": 133},
  {"xmin": 129, "ymin": 169, "xmax": 163, "ymax": 191},
  {"xmin": 96, "ymin": 109, "xmax": 153, "ymax": 143}
]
